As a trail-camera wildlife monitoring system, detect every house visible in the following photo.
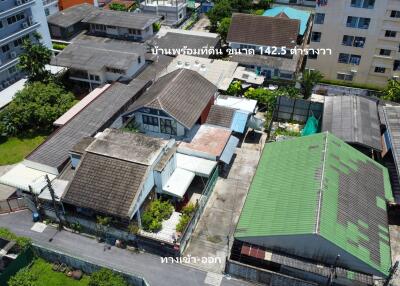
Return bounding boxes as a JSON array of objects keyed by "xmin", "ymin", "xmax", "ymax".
[
  {"xmin": 140, "ymin": 0, "xmax": 187, "ymax": 26},
  {"xmin": 149, "ymin": 29, "xmax": 221, "ymax": 58},
  {"xmin": 51, "ymin": 35, "xmax": 146, "ymax": 88},
  {"xmin": 226, "ymin": 13, "xmax": 303, "ymax": 80},
  {"xmin": 122, "ymin": 68, "xmax": 218, "ymax": 139},
  {"xmin": 274, "ymin": 0, "xmax": 316, "ymax": 6},
  {"xmin": 163, "ymin": 55, "xmax": 238, "ymax": 91},
  {"xmin": 321, "ymin": 96, "xmax": 382, "ymax": 153},
  {"xmin": 82, "ymin": 9, "xmax": 161, "ymax": 41},
  {"xmin": 47, "ymin": 3, "xmax": 95, "ymax": 40},
  {"xmin": 232, "ymin": 132, "xmax": 393, "ymax": 284}
]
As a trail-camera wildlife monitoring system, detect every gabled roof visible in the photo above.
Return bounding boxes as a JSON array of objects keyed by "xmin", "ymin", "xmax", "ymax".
[
  {"xmin": 26, "ymin": 80, "xmax": 149, "ymax": 172},
  {"xmin": 226, "ymin": 13, "xmax": 299, "ymax": 49},
  {"xmin": 126, "ymin": 69, "xmax": 217, "ymax": 129},
  {"xmin": 82, "ymin": 9, "xmax": 161, "ymax": 30},
  {"xmin": 235, "ymin": 132, "xmax": 393, "ymax": 276},
  {"xmin": 321, "ymin": 96, "xmax": 382, "ymax": 151},
  {"xmin": 47, "ymin": 3, "xmax": 95, "ymax": 28},
  {"xmin": 263, "ymin": 6, "xmax": 311, "ymax": 36}
]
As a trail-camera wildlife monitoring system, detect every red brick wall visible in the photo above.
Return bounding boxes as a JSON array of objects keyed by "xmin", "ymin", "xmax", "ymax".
[{"xmin": 200, "ymin": 97, "xmax": 215, "ymax": 124}]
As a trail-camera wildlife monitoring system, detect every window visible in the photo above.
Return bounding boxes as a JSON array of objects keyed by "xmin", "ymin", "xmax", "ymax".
[
  {"xmin": 89, "ymin": 74, "xmax": 100, "ymax": 81},
  {"xmin": 337, "ymin": 73, "xmax": 354, "ymax": 81},
  {"xmin": 394, "ymin": 60, "xmax": 400, "ymax": 71},
  {"xmin": 138, "ymin": 56, "xmax": 141, "ymax": 64},
  {"xmin": 0, "ymin": 20, "xmax": 3, "ymax": 29},
  {"xmin": 142, "ymin": 115, "xmax": 158, "ymax": 126},
  {"xmin": 311, "ymin": 32, "xmax": 321, "ymax": 42},
  {"xmin": 45, "ymin": 8, "xmax": 50, "ymax": 16},
  {"xmin": 160, "ymin": 118, "xmax": 177, "ymax": 135},
  {"xmin": 350, "ymin": 0, "xmax": 375, "ymax": 8},
  {"xmin": 379, "ymin": 49, "xmax": 391, "ymax": 56},
  {"xmin": 385, "ymin": 30, "xmax": 397, "ymax": 38},
  {"xmin": 13, "ymin": 35, "xmax": 28, "ymax": 47},
  {"xmin": 128, "ymin": 29, "xmax": 137, "ymax": 34},
  {"xmin": 374, "ymin": 67, "xmax": 386, "ymax": 73},
  {"xmin": 308, "ymin": 50, "xmax": 318, "ymax": 59},
  {"xmin": 314, "ymin": 13, "xmax": 325, "ymax": 24},
  {"xmin": 391, "ymin": 10, "xmax": 400, "ymax": 18},
  {"xmin": 7, "ymin": 13, "xmax": 25, "ymax": 25},
  {"xmin": 346, "ymin": 16, "xmax": 370, "ymax": 29},
  {"xmin": 106, "ymin": 67, "xmax": 124, "ymax": 74},
  {"xmin": 342, "ymin": 35, "xmax": 366, "ymax": 48},
  {"xmin": 8, "ymin": 66, "xmax": 17, "ymax": 75},
  {"xmin": 1, "ymin": 44, "xmax": 9, "ymax": 53},
  {"xmin": 338, "ymin": 53, "xmax": 361, "ymax": 65}
]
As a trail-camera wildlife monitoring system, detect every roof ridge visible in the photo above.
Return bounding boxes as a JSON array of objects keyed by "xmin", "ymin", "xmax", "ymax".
[{"xmin": 314, "ymin": 132, "xmax": 329, "ymax": 234}]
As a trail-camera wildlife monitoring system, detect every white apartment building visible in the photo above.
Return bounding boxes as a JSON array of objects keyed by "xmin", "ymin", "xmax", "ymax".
[
  {"xmin": 307, "ymin": 0, "xmax": 400, "ymax": 88},
  {"xmin": 42, "ymin": 0, "xmax": 59, "ymax": 16}
]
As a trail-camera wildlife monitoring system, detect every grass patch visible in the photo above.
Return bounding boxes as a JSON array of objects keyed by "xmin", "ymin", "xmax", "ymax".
[
  {"xmin": 29, "ymin": 258, "xmax": 90, "ymax": 286},
  {"xmin": 0, "ymin": 134, "xmax": 47, "ymax": 165}
]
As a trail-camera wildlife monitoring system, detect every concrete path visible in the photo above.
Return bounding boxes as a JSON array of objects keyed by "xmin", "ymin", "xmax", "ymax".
[
  {"xmin": 183, "ymin": 132, "xmax": 265, "ymax": 273},
  {"xmin": 0, "ymin": 210, "xmax": 254, "ymax": 286}
]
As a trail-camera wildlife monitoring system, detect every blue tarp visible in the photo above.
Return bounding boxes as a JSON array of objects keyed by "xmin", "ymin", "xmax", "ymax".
[
  {"xmin": 263, "ymin": 7, "xmax": 311, "ymax": 36},
  {"xmin": 231, "ymin": 111, "xmax": 249, "ymax": 133},
  {"xmin": 220, "ymin": 136, "xmax": 239, "ymax": 164}
]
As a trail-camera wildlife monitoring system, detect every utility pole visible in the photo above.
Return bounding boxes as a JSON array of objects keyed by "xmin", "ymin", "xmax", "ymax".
[
  {"xmin": 327, "ymin": 254, "xmax": 340, "ymax": 286},
  {"xmin": 45, "ymin": 175, "xmax": 63, "ymax": 231}
]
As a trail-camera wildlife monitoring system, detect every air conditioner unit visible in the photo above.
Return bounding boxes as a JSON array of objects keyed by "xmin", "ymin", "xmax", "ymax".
[
  {"xmin": 22, "ymin": 22, "xmax": 28, "ymax": 29},
  {"xmin": 10, "ymin": 52, "xmax": 17, "ymax": 59},
  {"xmin": 28, "ymin": 16, "xmax": 34, "ymax": 25},
  {"xmin": 350, "ymin": 69, "xmax": 358, "ymax": 74},
  {"xmin": 16, "ymin": 0, "xmax": 22, "ymax": 5},
  {"xmin": 393, "ymin": 75, "xmax": 400, "ymax": 79}
]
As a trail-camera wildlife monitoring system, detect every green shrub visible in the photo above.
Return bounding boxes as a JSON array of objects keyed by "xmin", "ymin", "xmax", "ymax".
[
  {"xmin": 52, "ymin": 43, "xmax": 67, "ymax": 50},
  {"xmin": 89, "ymin": 268, "xmax": 128, "ymax": 286},
  {"xmin": 0, "ymin": 228, "xmax": 31, "ymax": 250},
  {"xmin": 176, "ymin": 214, "xmax": 191, "ymax": 233},
  {"xmin": 182, "ymin": 203, "xmax": 196, "ymax": 216},
  {"xmin": 253, "ymin": 9, "xmax": 264, "ymax": 15},
  {"xmin": 141, "ymin": 199, "xmax": 173, "ymax": 233},
  {"xmin": 153, "ymin": 22, "xmax": 161, "ymax": 32},
  {"xmin": 108, "ymin": 3, "xmax": 127, "ymax": 11},
  {"xmin": 8, "ymin": 268, "xmax": 37, "ymax": 286}
]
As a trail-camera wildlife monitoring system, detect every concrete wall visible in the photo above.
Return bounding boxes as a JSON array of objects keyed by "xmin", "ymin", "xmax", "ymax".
[{"xmin": 307, "ymin": 0, "xmax": 400, "ymax": 88}]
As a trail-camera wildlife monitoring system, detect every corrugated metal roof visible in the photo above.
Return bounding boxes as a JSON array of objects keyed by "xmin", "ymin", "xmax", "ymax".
[
  {"xmin": 231, "ymin": 111, "xmax": 249, "ymax": 133},
  {"xmin": 235, "ymin": 132, "xmax": 392, "ymax": 276},
  {"xmin": 220, "ymin": 136, "xmax": 239, "ymax": 164}
]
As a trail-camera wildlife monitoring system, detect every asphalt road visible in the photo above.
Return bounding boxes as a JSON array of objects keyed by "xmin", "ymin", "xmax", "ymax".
[{"xmin": 0, "ymin": 210, "xmax": 253, "ymax": 286}]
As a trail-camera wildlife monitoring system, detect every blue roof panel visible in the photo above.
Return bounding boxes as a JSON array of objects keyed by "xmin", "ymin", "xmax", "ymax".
[
  {"xmin": 263, "ymin": 7, "xmax": 310, "ymax": 36},
  {"xmin": 231, "ymin": 111, "xmax": 249, "ymax": 133}
]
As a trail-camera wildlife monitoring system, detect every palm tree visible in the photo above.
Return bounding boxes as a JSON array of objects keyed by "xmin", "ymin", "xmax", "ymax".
[{"xmin": 300, "ymin": 70, "xmax": 324, "ymax": 99}]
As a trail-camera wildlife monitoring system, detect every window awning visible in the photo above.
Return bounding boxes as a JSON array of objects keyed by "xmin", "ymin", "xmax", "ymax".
[
  {"xmin": 162, "ymin": 168, "xmax": 195, "ymax": 199},
  {"xmin": 176, "ymin": 153, "xmax": 217, "ymax": 177},
  {"xmin": 231, "ymin": 111, "xmax": 249, "ymax": 134},
  {"xmin": 220, "ymin": 136, "xmax": 239, "ymax": 164},
  {"xmin": 0, "ymin": 163, "xmax": 56, "ymax": 193}
]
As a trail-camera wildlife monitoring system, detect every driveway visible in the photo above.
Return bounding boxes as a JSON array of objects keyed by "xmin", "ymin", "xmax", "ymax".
[
  {"xmin": 0, "ymin": 210, "xmax": 254, "ymax": 286},
  {"xmin": 183, "ymin": 131, "xmax": 265, "ymax": 273},
  {"xmin": 191, "ymin": 15, "xmax": 211, "ymax": 32}
]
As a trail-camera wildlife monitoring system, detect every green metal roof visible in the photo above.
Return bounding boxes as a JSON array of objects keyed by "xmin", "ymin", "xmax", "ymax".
[{"xmin": 235, "ymin": 132, "xmax": 393, "ymax": 276}]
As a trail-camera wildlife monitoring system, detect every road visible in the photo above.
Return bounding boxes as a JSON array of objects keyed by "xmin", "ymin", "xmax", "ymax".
[{"xmin": 0, "ymin": 210, "xmax": 253, "ymax": 286}]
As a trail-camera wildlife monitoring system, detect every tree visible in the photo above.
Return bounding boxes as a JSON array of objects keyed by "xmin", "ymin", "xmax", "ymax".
[
  {"xmin": 216, "ymin": 17, "xmax": 231, "ymax": 42},
  {"xmin": 0, "ymin": 82, "xmax": 74, "ymax": 136},
  {"xmin": 8, "ymin": 268, "xmax": 36, "ymax": 286},
  {"xmin": 230, "ymin": 0, "xmax": 252, "ymax": 12},
  {"xmin": 18, "ymin": 33, "xmax": 52, "ymax": 83},
  {"xmin": 244, "ymin": 87, "xmax": 278, "ymax": 111},
  {"xmin": 227, "ymin": 80, "xmax": 242, "ymax": 96},
  {"xmin": 257, "ymin": 0, "xmax": 274, "ymax": 9},
  {"xmin": 89, "ymin": 269, "xmax": 128, "ymax": 286},
  {"xmin": 207, "ymin": 0, "xmax": 232, "ymax": 31},
  {"xmin": 299, "ymin": 70, "xmax": 323, "ymax": 99},
  {"xmin": 382, "ymin": 79, "xmax": 400, "ymax": 103}
]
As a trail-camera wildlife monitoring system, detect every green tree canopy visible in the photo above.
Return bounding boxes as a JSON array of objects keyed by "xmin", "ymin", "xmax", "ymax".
[
  {"xmin": 207, "ymin": 0, "xmax": 232, "ymax": 30},
  {"xmin": 89, "ymin": 269, "xmax": 128, "ymax": 286},
  {"xmin": 300, "ymin": 70, "xmax": 323, "ymax": 99},
  {"xmin": 227, "ymin": 80, "xmax": 242, "ymax": 96},
  {"xmin": 230, "ymin": 0, "xmax": 252, "ymax": 12},
  {"xmin": 108, "ymin": 2, "xmax": 127, "ymax": 11},
  {"xmin": 0, "ymin": 82, "xmax": 74, "ymax": 136},
  {"xmin": 17, "ymin": 33, "xmax": 52, "ymax": 83},
  {"xmin": 382, "ymin": 79, "xmax": 400, "ymax": 103},
  {"xmin": 216, "ymin": 17, "xmax": 231, "ymax": 42}
]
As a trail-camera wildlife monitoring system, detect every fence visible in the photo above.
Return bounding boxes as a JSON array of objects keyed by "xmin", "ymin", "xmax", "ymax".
[
  {"xmin": 0, "ymin": 247, "xmax": 34, "ymax": 285},
  {"xmin": 273, "ymin": 96, "xmax": 323, "ymax": 123},
  {"xmin": 178, "ymin": 166, "xmax": 219, "ymax": 253},
  {"xmin": 0, "ymin": 197, "xmax": 27, "ymax": 214}
]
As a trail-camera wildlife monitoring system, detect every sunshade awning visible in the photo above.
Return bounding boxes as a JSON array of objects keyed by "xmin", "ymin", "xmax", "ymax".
[
  {"xmin": 231, "ymin": 111, "xmax": 249, "ymax": 133},
  {"xmin": 220, "ymin": 136, "xmax": 239, "ymax": 164},
  {"xmin": 176, "ymin": 153, "xmax": 217, "ymax": 177},
  {"xmin": 0, "ymin": 164, "xmax": 56, "ymax": 193},
  {"xmin": 38, "ymin": 179, "xmax": 69, "ymax": 202},
  {"xmin": 162, "ymin": 168, "xmax": 195, "ymax": 199}
]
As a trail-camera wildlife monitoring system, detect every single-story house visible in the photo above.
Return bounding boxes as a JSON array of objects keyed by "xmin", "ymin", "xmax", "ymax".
[
  {"xmin": 122, "ymin": 68, "xmax": 218, "ymax": 139},
  {"xmin": 82, "ymin": 9, "xmax": 161, "ymax": 42},
  {"xmin": 47, "ymin": 3, "xmax": 95, "ymax": 40},
  {"xmin": 233, "ymin": 132, "xmax": 393, "ymax": 283},
  {"xmin": 51, "ymin": 35, "xmax": 146, "ymax": 88}
]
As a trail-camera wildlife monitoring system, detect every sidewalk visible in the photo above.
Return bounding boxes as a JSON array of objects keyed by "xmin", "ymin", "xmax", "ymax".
[{"xmin": 0, "ymin": 210, "xmax": 253, "ymax": 286}]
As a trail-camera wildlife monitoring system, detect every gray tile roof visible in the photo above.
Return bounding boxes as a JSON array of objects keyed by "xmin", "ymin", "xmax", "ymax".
[
  {"xmin": 231, "ymin": 53, "xmax": 300, "ymax": 72},
  {"xmin": 227, "ymin": 13, "xmax": 299, "ymax": 49},
  {"xmin": 70, "ymin": 137, "xmax": 95, "ymax": 154},
  {"xmin": 205, "ymin": 105, "xmax": 235, "ymax": 129},
  {"xmin": 150, "ymin": 32, "xmax": 220, "ymax": 57},
  {"xmin": 26, "ymin": 80, "xmax": 149, "ymax": 172},
  {"xmin": 47, "ymin": 3, "xmax": 95, "ymax": 28},
  {"xmin": 135, "ymin": 54, "xmax": 174, "ymax": 82},
  {"xmin": 126, "ymin": 69, "xmax": 217, "ymax": 129},
  {"xmin": 62, "ymin": 152, "xmax": 148, "ymax": 218},
  {"xmin": 51, "ymin": 35, "xmax": 145, "ymax": 71},
  {"xmin": 82, "ymin": 9, "xmax": 161, "ymax": 30},
  {"xmin": 321, "ymin": 96, "xmax": 382, "ymax": 151}
]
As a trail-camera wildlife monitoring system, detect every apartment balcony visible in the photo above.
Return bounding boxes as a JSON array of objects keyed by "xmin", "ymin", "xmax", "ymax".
[
  {"xmin": 0, "ymin": 0, "xmax": 35, "ymax": 19},
  {"xmin": 42, "ymin": 0, "xmax": 58, "ymax": 7},
  {"xmin": 0, "ymin": 58, "xmax": 19, "ymax": 74},
  {"xmin": 0, "ymin": 21, "xmax": 39, "ymax": 47}
]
